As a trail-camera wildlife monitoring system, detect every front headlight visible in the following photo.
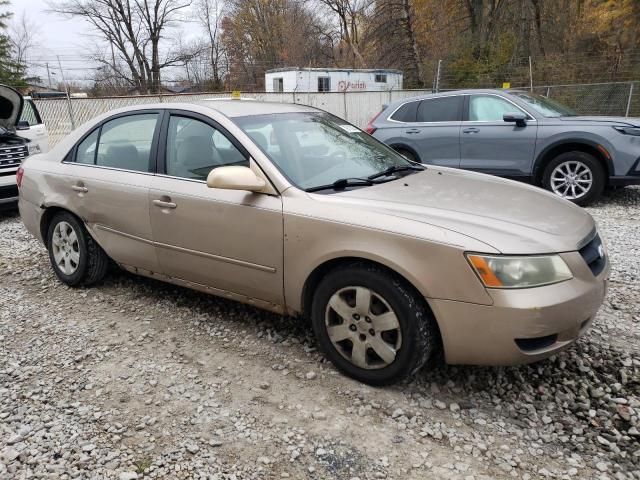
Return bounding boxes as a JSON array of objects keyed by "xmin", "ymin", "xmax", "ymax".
[
  {"xmin": 27, "ymin": 143, "xmax": 41, "ymax": 156},
  {"xmin": 466, "ymin": 254, "xmax": 573, "ymax": 289}
]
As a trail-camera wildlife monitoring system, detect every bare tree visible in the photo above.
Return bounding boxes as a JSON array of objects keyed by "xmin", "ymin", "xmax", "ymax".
[
  {"xmin": 195, "ymin": 0, "xmax": 225, "ymax": 89},
  {"xmin": 9, "ymin": 11, "xmax": 40, "ymax": 69},
  {"xmin": 48, "ymin": 0, "xmax": 192, "ymax": 93},
  {"xmin": 317, "ymin": 0, "xmax": 370, "ymax": 67}
]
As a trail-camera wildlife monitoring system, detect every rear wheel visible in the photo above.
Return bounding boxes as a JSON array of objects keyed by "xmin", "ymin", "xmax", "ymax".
[
  {"xmin": 311, "ymin": 263, "xmax": 436, "ymax": 385},
  {"xmin": 46, "ymin": 211, "xmax": 109, "ymax": 286},
  {"xmin": 542, "ymin": 151, "xmax": 605, "ymax": 206}
]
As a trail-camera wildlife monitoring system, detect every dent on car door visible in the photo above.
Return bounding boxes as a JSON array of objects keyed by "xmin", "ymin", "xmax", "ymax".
[
  {"xmin": 459, "ymin": 94, "xmax": 538, "ymax": 176},
  {"xmin": 63, "ymin": 112, "xmax": 161, "ymax": 272},
  {"xmin": 148, "ymin": 113, "xmax": 284, "ymax": 307}
]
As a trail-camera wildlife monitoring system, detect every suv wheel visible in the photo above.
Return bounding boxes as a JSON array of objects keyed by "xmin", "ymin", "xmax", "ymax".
[
  {"xmin": 46, "ymin": 211, "xmax": 109, "ymax": 286},
  {"xmin": 311, "ymin": 263, "xmax": 436, "ymax": 385},
  {"xmin": 542, "ymin": 151, "xmax": 605, "ymax": 206}
]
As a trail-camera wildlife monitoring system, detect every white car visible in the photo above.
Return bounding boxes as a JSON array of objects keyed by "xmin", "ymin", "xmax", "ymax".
[{"xmin": 0, "ymin": 85, "xmax": 49, "ymax": 208}]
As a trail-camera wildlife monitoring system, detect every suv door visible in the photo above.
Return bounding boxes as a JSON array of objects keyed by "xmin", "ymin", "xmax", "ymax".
[
  {"xmin": 63, "ymin": 111, "xmax": 161, "ymax": 273},
  {"xmin": 459, "ymin": 94, "xmax": 538, "ymax": 176},
  {"xmin": 149, "ymin": 112, "xmax": 284, "ymax": 307},
  {"xmin": 389, "ymin": 95, "xmax": 462, "ymax": 167},
  {"xmin": 19, "ymin": 98, "xmax": 49, "ymax": 153}
]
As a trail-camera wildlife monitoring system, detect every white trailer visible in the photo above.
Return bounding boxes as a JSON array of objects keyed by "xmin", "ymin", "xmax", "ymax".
[{"xmin": 265, "ymin": 68, "xmax": 403, "ymax": 93}]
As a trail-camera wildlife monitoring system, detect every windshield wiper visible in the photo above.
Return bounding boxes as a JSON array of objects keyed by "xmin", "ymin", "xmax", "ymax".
[
  {"xmin": 367, "ymin": 164, "xmax": 425, "ymax": 180},
  {"xmin": 305, "ymin": 177, "xmax": 381, "ymax": 193}
]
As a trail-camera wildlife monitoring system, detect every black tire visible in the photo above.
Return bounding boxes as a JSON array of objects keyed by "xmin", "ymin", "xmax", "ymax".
[
  {"xmin": 542, "ymin": 151, "xmax": 605, "ymax": 206},
  {"xmin": 46, "ymin": 211, "xmax": 109, "ymax": 287},
  {"xmin": 311, "ymin": 262, "xmax": 436, "ymax": 386},
  {"xmin": 393, "ymin": 147, "xmax": 418, "ymax": 163}
]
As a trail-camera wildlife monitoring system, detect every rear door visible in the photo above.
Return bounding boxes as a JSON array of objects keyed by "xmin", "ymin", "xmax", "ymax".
[
  {"xmin": 388, "ymin": 95, "xmax": 462, "ymax": 167},
  {"xmin": 459, "ymin": 94, "xmax": 538, "ymax": 176},
  {"xmin": 63, "ymin": 111, "xmax": 161, "ymax": 273}
]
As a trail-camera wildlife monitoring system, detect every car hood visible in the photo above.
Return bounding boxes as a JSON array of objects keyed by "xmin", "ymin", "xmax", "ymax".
[
  {"xmin": 0, "ymin": 84, "xmax": 23, "ymax": 131},
  {"xmin": 559, "ymin": 115, "xmax": 640, "ymax": 126},
  {"xmin": 333, "ymin": 167, "xmax": 595, "ymax": 254}
]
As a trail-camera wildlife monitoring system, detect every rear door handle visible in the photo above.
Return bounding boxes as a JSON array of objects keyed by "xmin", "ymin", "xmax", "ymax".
[
  {"xmin": 462, "ymin": 127, "xmax": 480, "ymax": 134},
  {"xmin": 405, "ymin": 128, "xmax": 421, "ymax": 134},
  {"xmin": 153, "ymin": 199, "xmax": 177, "ymax": 209},
  {"xmin": 71, "ymin": 184, "xmax": 88, "ymax": 193}
]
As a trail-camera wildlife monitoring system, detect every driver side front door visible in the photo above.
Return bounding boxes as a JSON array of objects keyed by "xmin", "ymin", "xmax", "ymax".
[{"xmin": 148, "ymin": 112, "xmax": 284, "ymax": 309}]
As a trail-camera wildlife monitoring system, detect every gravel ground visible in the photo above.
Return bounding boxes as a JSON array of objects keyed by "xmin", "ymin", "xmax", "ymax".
[{"xmin": 1, "ymin": 187, "xmax": 639, "ymax": 480}]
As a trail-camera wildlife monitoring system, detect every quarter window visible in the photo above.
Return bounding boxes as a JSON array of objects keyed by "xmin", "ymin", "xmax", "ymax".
[
  {"xmin": 469, "ymin": 95, "xmax": 522, "ymax": 122},
  {"xmin": 75, "ymin": 128, "xmax": 99, "ymax": 165},
  {"xmin": 416, "ymin": 96, "xmax": 462, "ymax": 122},
  {"xmin": 91, "ymin": 114, "xmax": 158, "ymax": 172},
  {"xmin": 390, "ymin": 101, "xmax": 419, "ymax": 122},
  {"xmin": 166, "ymin": 116, "xmax": 248, "ymax": 181}
]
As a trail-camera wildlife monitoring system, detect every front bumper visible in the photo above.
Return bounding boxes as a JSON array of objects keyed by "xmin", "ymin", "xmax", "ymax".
[
  {"xmin": 0, "ymin": 170, "xmax": 19, "ymax": 206},
  {"xmin": 429, "ymin": 250, "xmax": 609, "ymax": 366}
]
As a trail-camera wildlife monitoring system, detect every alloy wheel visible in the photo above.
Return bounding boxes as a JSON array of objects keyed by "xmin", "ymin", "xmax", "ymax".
[
  {"xmin": 325, "ymin": 286, "xmax": 402, "ymax": 370},
  {"xmin": 550, "ymin": 160, "xmax": 593, "ymax": 200},
  {"xmin": 51, "ymin": 221, "xmax": 80, "ymax": 275}
]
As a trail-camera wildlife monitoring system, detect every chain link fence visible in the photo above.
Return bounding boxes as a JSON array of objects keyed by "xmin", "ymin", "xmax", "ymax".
[{"xmin": 35, "ymin": 82, "xmax": 638, "ymax": 148}]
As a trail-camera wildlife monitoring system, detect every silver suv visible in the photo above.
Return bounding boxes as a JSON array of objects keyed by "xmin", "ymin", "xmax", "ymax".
[{"xmin": 367, "ymin": 89, "xmax": 640, "ymax": 205}]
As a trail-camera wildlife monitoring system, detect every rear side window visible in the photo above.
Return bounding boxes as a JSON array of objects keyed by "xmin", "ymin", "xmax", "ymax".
[
  {"xmin": 390, "ymin": 101, "xmax": 419, "ymax": 122},
  {"xmin": 74, "ymin": 114, "xmax": 159, "ymax": 172},
  {"xmin": 416, "ymin": 96, "xmax": 462, "ymax": 122}
]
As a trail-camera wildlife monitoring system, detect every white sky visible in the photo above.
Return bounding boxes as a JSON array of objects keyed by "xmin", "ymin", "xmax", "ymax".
[{"xmin": 8, "ymin": 0, "xmax": 199, "ymax": 86}]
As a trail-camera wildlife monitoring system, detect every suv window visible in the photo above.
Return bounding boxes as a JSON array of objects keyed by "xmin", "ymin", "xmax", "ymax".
[
  {"xmin": 416, "ymin": 96, "xmax": 462, "ymax": 122},
  {"xmin": 468, "ymin": 95, "xmax": 522, "ymax": 122},
  {"xmin": 166, "ymin": 116, "xmax": 248, "ymax": 180},
  {"xmin": 390, "ymin": 101, "xmax": 419, "ymax": 122},
  {"xmin": 20, "ymin": 100, "xmax": 42, "ymax": 126}
]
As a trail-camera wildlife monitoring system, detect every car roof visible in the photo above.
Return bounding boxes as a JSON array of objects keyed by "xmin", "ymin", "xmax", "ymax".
[{"xmin": 194, "ymin": 99, "xmax": 317, "ymax": 117}]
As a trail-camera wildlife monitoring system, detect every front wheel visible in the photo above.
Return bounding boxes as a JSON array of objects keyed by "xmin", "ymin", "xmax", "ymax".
[
  {"xmin": 311, "ymin": 263, "xmax": 436, "ymax": 385},
  {"xmin": 542, "ymin": 152, "xmax": 605, "ymax": 206}
]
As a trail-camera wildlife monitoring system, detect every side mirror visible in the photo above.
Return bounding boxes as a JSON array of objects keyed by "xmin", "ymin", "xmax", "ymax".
[
  {"xmin": 503, "ymin": 112, "xmax": 527, "ymax": 127},
  {"xmin": 207, "ymin": 166, "xmax": 266, "ymax": 192},
  {"xmin": 16, "ymin": 120, "xmax": 30, "ymax": 130}
]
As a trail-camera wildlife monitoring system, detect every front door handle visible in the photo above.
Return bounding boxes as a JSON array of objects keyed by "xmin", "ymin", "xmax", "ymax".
[
  {"xmin": 153, "ymin": 199, "xmax": 177, "ymax": 209},
  {"xmin": 71, "ymin": 184, "xmax": 88, "ymax": 193},
  {"xmin": 405, "ymin": 128, "xmax": 420, "ymax": 134},
  {"xmin": 462, "ymin": 127, "xmax": 480, "ymax": 134}
]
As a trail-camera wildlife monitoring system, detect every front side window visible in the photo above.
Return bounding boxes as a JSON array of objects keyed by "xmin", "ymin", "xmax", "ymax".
[
  {"xmin": 468, "ymin": 95, "xmax": 522, "ymax": 122},
  {"xmin": 166, "ymin": 116, "xmax": 248, "ymax": 180},
  {"xmin": 417, "ymin": 96, "xmax": 462, "ymax": 122},
  {"xmin": 96, "ymin": 114, "xmax": 158, "ymax": 172},
  {"xmin": 234, "ymin": 112, "xmax": 414, "ymax": 191},
  {"xmin": 318, "ymin": 77, "xmax": 331, "ymax": 92}
]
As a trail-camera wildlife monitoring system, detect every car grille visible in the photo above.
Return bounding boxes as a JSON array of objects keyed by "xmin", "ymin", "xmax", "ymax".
[
  {"xmin": 578, "ymin": 233, "xmax": 606, "ymax": 276},
  {"xmin": 0, "ymin": 145, "xmax": 28, "ymax": 169},
  {"xmin": 0, "ymin": 184, "xmax": 18, "ymax": 200}
]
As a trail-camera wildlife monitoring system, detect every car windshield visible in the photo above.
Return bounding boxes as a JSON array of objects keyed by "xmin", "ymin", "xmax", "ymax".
[
  {"xmin": 510, "ymin": 92, "xmax": 578, "ymax": 117},
  {"xmin": 233, "ymin": 112, "xmax": 414, "ymax": 191}
]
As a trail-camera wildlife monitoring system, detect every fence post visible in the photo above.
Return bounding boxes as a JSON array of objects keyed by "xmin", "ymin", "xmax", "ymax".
[
  {"xmin": 625, "ymin": 82, "xmax": 634, "ymax": 117},
  {"xmin": 546, "ymin": 86, "xmax": 551, "ymax": 98},
  {"xmin": 434, "ymin": 59, "xmax": 442, "ymax": 93},
  {"xmin": 343, "ymin": 91, "xmax": 347, "ymax": 119},
  {"xmin": 529, "ymin": 56, "xmax": 533, "ymax": 92}
]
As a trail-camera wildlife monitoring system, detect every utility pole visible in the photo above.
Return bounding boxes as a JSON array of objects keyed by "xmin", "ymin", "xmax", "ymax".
[
  {"xmin": 529, "ymin": 56, "xmax": 534, "ymax": 92},
  {"xmin": 434, "ymin": 59, "xmax": 442, "ymax": 93},
  {"xmin": 46, "ymin": 63, "xmax": 52, "ymax": 89},
  {"xmin": 57, "ymin": 55, "xmax": 76, "ymax": 129}
]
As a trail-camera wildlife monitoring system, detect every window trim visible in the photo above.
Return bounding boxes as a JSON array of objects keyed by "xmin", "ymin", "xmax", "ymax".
[
  {"xmin": 64, "ymin": 109, "xmax": 165, "ymax": 175},
  {"xmin": 463, "ymin": 93, "xmax": 536, "ymax": 123},
  {"xmin": 386, "ymin": 94, "xmax": 464, "ymax": 125},
  {"xmin": 157, "ymin": 110, "xmax": 252, "ymax": 182}
]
